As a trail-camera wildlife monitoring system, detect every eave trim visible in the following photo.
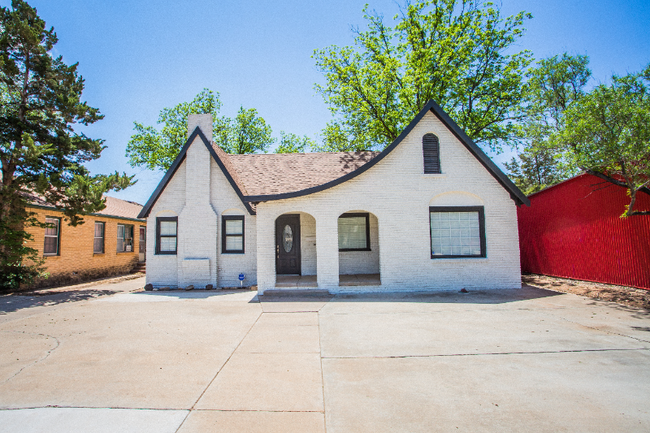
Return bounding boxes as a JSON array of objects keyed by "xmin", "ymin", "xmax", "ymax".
[
  {"xmin": 138, "ymin": 127, "xmax": 255, "ymax": 218},
  {"xmin": 244, "ymin": 100, "xmax": 530, "ymax": 206}
]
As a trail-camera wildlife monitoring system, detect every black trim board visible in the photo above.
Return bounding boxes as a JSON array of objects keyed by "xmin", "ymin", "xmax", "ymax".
[
  {"xmin": 138, "ymin": 127, "xmax": 254, "ymax": 218},
  {"xmin": 139, "ymin": 101, "xmax": 529, "ymax": 215},
  {"xmin": 244, "ymin": 100, "xmax": 530, "ymax": 206}
]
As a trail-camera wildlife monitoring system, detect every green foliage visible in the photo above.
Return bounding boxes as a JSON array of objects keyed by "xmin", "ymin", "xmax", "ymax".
[
  {"xmin": 313, "ymin": 0, "xmax": 533, "ymax": 152},
  {"xmin": 126, "ymin": 90, "xmax": 275, "ymax": 171},
  {"xmin": 215, "ymin": 106, "xmax": 274, "ymax": 155},
  {"xmin": 506, "ymin": 53, "xmax": 590, "ymax": 193},
  {"xmin": 0, "ymin": 0, "xmax": 132, "ymax": 290},
  {"xmin": 553, "ymin": 65, "xmax": 650, "ymax": 216},
  {"xmin": 276, "ymin": 131, "xmax": 315, "ymax": 153},
  {"xmin": 126, "ymin": 89, "xmax": 222, "ymax": 171}
]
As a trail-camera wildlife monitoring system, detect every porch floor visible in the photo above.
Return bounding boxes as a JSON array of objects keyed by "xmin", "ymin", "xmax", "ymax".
[
  {"xmin": 274, "ymin": 274, "xmax": 382, "ymax": 288},
  {"xmin": 275, "ymin": 274, "xmax": 318, "ymax": 288},
  {"xmin": 339, "ymin": 273, "xmax": 381, "ymax": 286}
]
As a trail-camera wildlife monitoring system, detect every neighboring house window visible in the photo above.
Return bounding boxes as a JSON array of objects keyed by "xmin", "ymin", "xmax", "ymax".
[
  {"xmin": 43, "ymin": 217, "xmax": 60, "ymax": 255},
  {"xmin": 338, "ymin": 213, "xmax": 370, "ymax": 251},
  {"xmin": 117, "ymin": 224, "xmax": 134, "ymax": 252},
  {"xmin": 423, "ymin": 133, "xmax": 441, "ymax": 174},
  {"xmin": 156, "ymin": 217, "xmax": 177, "ymax": 255},
  {"xmin": 94, "ymin": 222, "xmax": 105, "ymax": 254},
  {"xmin": 430, "ymin": 206, "xmax": 486, "ymax": 258},
  {"xmin": 222, "ymin": 216, "xmax": 244, "ymax": 254}
]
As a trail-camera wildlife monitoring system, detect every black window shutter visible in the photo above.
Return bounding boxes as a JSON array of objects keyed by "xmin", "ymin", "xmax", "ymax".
[{"xmin": 423, "ymin": 134, "xmax": 441, "ymax": 174}]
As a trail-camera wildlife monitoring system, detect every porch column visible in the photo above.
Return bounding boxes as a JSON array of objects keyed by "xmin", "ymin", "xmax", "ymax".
[
  {"xmin": 256, "ymin": 206, "xmax": 276, "ymax": 294},
  {"xmin": 316, "ymin": 213, "xmax": 339, "ymax": 290}
]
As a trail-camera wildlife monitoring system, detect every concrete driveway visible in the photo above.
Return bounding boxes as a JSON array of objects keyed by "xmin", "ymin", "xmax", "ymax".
[{"xmin": 1, "ymin": 277, "xmax": 649, "ymax": 432}]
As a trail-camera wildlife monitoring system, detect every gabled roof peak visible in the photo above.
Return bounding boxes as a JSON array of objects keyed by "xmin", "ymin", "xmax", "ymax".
[{"xmin": 138, "ymin": 101, "xmax": 529, "ymax": 219}]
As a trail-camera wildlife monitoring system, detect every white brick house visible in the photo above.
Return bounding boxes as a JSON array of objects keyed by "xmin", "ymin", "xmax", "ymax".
[{"xmin": 138, "ymin": 101, "xmax": 529, "ymax": 294}]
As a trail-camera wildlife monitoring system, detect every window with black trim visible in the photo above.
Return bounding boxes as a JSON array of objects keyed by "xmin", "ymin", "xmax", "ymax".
[
  {"xmin": 44, "ymin": 217, "xmax": 60, "ymax": 255},
  {"xmin": 222, "ymin": 216, "xmax": 244, "ymax": 254},
  {"xmin": 117, "ymin": 224, "xmax": 134, "ymax": 253},
  {"xmin": 156, "ymin": 217, "xmax": 177, "ymax": 255},
  {"xmin": 423, "ymin": 133, "xmax": 441, "ymax": 174},
  {"xmin": 338, "ymin": 213, "xmax": 370, "ymax": 251},
  {"xmin": 430, "ymin": 206, "xmax": 485, "ymax": 258},
  {"xmin": 94, "ymin": 221, "xmax": 105, "ymax": 254}
]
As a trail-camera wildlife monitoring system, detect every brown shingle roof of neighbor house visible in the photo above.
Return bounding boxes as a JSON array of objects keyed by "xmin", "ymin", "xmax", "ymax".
[
  {"xmin": 24, "ymin": 192, "xmax": 144, "ymax": 221},
  {"xmin": 96, "ymin": 196, "xmax": 144, "ymax": 220}
]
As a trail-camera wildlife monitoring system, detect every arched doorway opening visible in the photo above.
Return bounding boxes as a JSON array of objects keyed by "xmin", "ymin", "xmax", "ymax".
[
  {"xmin": 274, "ymin": 211, "xmax": 317, "ymax": 287},
  {"xmin": 337, "ymin": 210, "xmax": 380, "ymax": 286}
]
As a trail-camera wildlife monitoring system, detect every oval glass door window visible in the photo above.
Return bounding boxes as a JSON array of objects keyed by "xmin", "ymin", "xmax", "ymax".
[{"xmin": 283, "ymin": 225, "xmax": 293, "ymax": 252}]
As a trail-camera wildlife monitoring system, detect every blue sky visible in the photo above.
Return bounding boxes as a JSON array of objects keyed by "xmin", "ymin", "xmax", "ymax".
[{"xmin": 3, "ymin": 0, "xmax": 649, "ymax": 205}]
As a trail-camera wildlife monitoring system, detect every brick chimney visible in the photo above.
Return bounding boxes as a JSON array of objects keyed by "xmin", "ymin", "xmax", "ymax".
[{"xmin": 187, "ymin": 114, "xmax": 213, "ymax": 143}]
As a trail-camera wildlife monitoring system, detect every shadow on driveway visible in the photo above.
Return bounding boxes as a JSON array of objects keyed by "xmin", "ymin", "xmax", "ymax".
[
  {"xmin": 0, "ymin": 289, "xmax": 117, "ymax": 315},
  {"xmin": 255, "ymin": 285, "xmax": 563, "ymax": 305}
]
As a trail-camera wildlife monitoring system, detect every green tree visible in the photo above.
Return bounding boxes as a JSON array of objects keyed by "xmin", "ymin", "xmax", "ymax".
[
  {"xmin": 275, "ymin": 131, "xmax": 315, "ymax": 153},
  {"xmin": 313, "ymin": 0, "xmax": 533, "ymax": 152},
  {"xmin": 126, "ymin": 90, "xmax": 275, "ymax": 171},
  {"xmin": 553, "ymin": 66, "xmax": 650, "ymax": 216},
  {"xmin": 126, "ymin": 88, "xmax": 222, "ymax": 171},
  {"xmin": 505, "ymin": 53, "xmax": 591, "ymax": 194},
  {"xmin": 215, "ymin": 106, "xmax": 274, "ymax": 155},
  {"xmin": 0, "ymin": 0, "xmax": 132, "ymax": 290}
]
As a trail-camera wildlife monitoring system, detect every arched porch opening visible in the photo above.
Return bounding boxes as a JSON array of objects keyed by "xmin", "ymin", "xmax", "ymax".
[
  {"xmin": 274, "ymin": 211, "xmax": 318, "ymax": 288},
  {"xmin": 337, "ymin": 210, "xmax": 381, "ymax": 286}
]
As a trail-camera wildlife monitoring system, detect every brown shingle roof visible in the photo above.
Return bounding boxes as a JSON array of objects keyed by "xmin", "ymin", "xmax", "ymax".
[
  {"xmin": 24, "ymin": 191, "xmax": 143, "ymax": 220},
  {"xmin": 97, "ymin": 196, "xmax": 144, "ymax": 220},
  {"xmin": 219, "ymin": 150, "xmax": 380, "ymax": 197}
]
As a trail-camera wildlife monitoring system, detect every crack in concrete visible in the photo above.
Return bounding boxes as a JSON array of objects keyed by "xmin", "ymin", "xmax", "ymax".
[
  {"xmin": 540, "ymin": 310, "xmax": 650, "ymax": 344},
  {"xmin": 321, "ymin": 347, "xmax": 650, "ymax": 360},
  {"xmin": 173, "ymin": 307, "xmax": 264, "ymax": 433},
  {"xmin": 318, "ymin": 309, "xmax": 329, "ymax": 433},
  {"xmin": 0, "ymin": 405, "xmax": 188, "ymax": 411},
  {"xmin": 1, "ymin": 331, "xmax": 60, "ymax": 385}
]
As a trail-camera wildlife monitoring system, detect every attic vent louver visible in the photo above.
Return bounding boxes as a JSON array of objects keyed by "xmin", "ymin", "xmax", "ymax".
[{"xmin": 423, "ymin": 133, "xmax": 441, "ymax": 174}]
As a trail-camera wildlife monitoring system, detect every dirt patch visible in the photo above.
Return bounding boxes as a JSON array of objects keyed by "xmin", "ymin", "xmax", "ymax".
[
  {"xmin": 523, "ymin": 274, "xmax": 650, "ymax": 310},
  {"xmin": 14, "ymin": 274, "xmax": 144, "ymax": 296}
]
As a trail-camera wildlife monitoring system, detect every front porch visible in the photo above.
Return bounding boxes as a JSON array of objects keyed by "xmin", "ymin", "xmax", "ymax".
[{"xmin": 275, "ymin": 273, "xmax": 381, "ymax": 288}]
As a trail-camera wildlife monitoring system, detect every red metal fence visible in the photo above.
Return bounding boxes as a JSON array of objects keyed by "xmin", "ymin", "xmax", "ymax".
[{"xmin": 517, "ymin": 174, "xmax": 650, "ymax": 290}]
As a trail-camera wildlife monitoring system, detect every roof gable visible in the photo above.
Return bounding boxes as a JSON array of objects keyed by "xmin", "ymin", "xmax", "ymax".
[
  {"xmin": 138, "ymin": 127, "xmax": 254, "ymax": 218},
  {"xmin": 138, "ymin": 100, "xmax": 529, "ymax": 219},
  {"xmin": 242, "ymin": 101, "xmax": 529, "ymax": 206}
]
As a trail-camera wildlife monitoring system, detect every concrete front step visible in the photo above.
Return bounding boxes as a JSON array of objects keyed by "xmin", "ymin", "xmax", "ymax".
[
  {"xmin": 132, "ymin": 262, "xmax": 146, "ymax": 274},
  {"xmin": 261, "ymin": 289, "xmax": 332, "ymax": 297}
]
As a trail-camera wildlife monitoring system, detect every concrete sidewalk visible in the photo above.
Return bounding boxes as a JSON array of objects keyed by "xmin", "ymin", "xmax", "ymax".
[{"xmin": 1, "ymin": 280, "xmax": 649, "ymax": 432}]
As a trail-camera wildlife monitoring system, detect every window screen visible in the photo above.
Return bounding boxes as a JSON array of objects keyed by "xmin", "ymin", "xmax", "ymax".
[
  {"xmin": 117, "ymin": 224, "xmax": 134, "ymax": 252},
  {"xmin": 156, "ymin": 217, "xmax": 177, "ymax": 254},
  {"xmin": 222, "ymin": 216, "xmax": 244, "ymax": 253},
  {"xmin": 94, "ymin": 222, "xmax": 104, "ymax": 253},
  {"xmin": 44, "ymin": 217, "xmax": 60, "ymax": 255},
  {"xmin": 430, "ymin": 207, "xmax": 485, "ymax": 258},
  {"xmin": 338, "ymin": 213, "xmax": 370, "ymax": 251}
]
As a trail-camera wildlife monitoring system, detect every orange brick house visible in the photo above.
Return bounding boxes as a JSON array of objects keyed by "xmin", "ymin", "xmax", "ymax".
[{"xmin": 25, "ymin": 195, "xmax": 146, "ymax": 288}]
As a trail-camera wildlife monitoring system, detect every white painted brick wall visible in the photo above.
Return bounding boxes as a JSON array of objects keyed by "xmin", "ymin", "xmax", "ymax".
[
  {"xmin": 300, "ymin": 212, "xmax": 317, "ymax": 275},
  {"xmin": 210, "ymin": 159, "xmax": 257, "ymax": 288},
  {"xmin": 147, "ymin": 110, "xmax": 522, "ymax": 293},
  {"xmin": 256, "ymin": 111, "xmax": 522, "ymax": 293}
]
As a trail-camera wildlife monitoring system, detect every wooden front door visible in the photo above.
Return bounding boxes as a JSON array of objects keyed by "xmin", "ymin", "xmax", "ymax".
[{"xmin": 276, "ymin": 214, "xmax": 301, "ymax": 275}]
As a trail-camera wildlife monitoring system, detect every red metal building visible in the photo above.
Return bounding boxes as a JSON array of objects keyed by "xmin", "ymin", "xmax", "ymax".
[{"xmin": 517, "ymin": 173, "xmax": 650, "ymax": 290}]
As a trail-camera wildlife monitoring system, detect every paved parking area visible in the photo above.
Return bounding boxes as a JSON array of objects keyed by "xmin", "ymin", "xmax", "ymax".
[{"xmin": 1, "ymin": 278, "xmax": 649, "ymax": 432}]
